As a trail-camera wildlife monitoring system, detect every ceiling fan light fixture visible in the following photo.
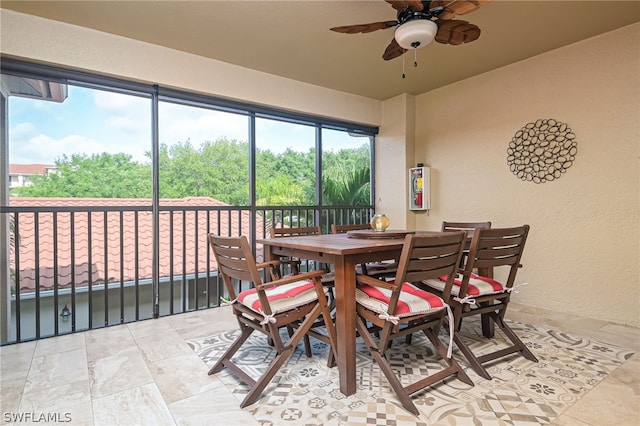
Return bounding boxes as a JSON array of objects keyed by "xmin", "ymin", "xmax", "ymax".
[{"xmin": 394, "ymin": 19, "xmax": 438, "ymax": 50}]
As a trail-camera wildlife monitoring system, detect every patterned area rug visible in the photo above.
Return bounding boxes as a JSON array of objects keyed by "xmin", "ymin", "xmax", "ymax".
[{"xmin": 188, "ymin": 318, "xmax": 634, "ymax": 426}]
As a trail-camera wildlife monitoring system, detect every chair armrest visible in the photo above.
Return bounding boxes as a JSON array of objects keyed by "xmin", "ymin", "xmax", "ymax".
[
  {"xmin": 260, "ymin": 269, "xmax": 329, "ymax": 290},
  {"xmin": 355, "ymin": 273, "xmax": 397, "ymax": 290},
  {"xmin": 256, "ymin": 260, "xmax": 283, "ymax": 281},
  {"xmin": 256, "ymin": 260, "xmax": 282, "ymax": 270}
]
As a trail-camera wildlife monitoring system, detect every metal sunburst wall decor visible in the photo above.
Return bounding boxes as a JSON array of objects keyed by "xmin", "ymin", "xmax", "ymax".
[{"xmin": 507, "ymin": 118, "xmax": 577, "ymax": 183}]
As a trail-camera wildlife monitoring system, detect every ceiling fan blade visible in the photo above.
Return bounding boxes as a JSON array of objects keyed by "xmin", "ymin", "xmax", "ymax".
[
  {"xmin": 435, "ymin": 19, "xmax": 481, "ymax": 45},
  {"xmin": 385, "ymin": 1, "xmax": 425, "ymax": 12},
  {"xmin": 431, "ymin": 0, "xmax": 492, "ymax": 21},
  {"xmin": 382, "ymin": 38, "xmax": 407, "ymax": 61},
  {"xmin": 330, "ymin": 20, "xmax": 398, "ymax": 34}
]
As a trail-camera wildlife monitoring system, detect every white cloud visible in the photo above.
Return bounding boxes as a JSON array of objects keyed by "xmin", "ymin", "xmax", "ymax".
[
  {"xmin": 10, "ymin": 121, "xmax": 38, "ymax": 140},
  {"xmin": 91, "ymin": 91, "xmax": 151, "ymax": 162},
  {"xmin": 10, "ymin": 131, "xmax": 103, "ymax": 164},
  {"xmin": 9, "ymin": 122, "xmax": 52, "ymax": 164},
  {"xmin": 94, "ymin": 91, "xmax": 141, "ymax": 110},
  {"xmin": 159, "ymin": 103, "xmax": 249, "ymax": 147},
  {"xmin": 10, "ymin": 119, "xmax": 150, "ymax": 165},
  {"xmin": 255, "ymin": 118, "xmax": 315, "ymax": 153},
  {"xmin": 106, "ymin": 115, "xmax": 149, "ymax": 132}
]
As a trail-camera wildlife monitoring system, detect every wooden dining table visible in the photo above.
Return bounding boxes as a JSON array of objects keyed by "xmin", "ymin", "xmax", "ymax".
[{"xmin": 257, "ymin": 231, "xmax": 410, "ymax": 396}]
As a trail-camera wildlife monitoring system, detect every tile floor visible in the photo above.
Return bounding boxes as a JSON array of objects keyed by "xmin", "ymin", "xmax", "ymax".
[{"xmin": 1, "ymin": 302, "xmax": 638, "ymax": 426}]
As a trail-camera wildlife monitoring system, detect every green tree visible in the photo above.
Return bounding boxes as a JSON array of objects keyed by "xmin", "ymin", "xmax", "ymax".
[
  {"xmin": 322, "ymin": 144, "xmax": 370, "ymax": 206},
  {"xmin": 323, "ymin": 166, "xmax": 371, "ymax": 206},
  {"xmin": 255, "ymin": 175, "xmax": 306, "ymax": 206},
  {"xmin": 12, "ymin": 153, "xmax": 151, "ymax": 198},
  {"xmin": 158, "ymin": 138, "xmax": 250, "ymax": 205},
  {"xmin": 322, "ymin": 145, "xmax": 370, "ymax": 178},
  {"xmin": 256, "ymin": 147, "xmax": 315, "ymax": 205},
  {"xmin": 12, "ymin": 139, "xmax": 371, "ymax": 208}
]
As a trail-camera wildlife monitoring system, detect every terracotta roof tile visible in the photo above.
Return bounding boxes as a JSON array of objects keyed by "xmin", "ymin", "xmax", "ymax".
[
  {"xmin": 9, "ymin": 164, "xmax": 56, "ymax": 175},
  {"xmin": 10, "ymin": 197, "xmax": 264, "ymax": 294}
]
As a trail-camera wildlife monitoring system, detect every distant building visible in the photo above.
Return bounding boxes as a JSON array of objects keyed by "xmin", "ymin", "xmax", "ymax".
[{"xmin": 9, "ymin": 163, "xmax": 57, "ymax": 189}]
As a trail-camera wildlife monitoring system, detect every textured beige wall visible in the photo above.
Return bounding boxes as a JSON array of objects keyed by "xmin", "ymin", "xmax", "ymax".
[
  {"xmin": 415, "ymin": 23, "xmax": 640, "ymax": 326},
  {"xmin": 0, "ymin": 9, "xmax": 381, "ymax": 126}
]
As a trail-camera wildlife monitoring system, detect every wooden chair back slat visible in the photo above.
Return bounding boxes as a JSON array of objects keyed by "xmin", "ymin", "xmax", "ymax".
[
  {"xmin": 331, "ymin": 223, "xmax": 371, "ymax": 234},
  {"xmin": 441, "ymin": 221, "xmax": 492, "ymax": 233},
  {"xmin": 271, "ymin": 226, "xmax": 321, "ymax": 237}
]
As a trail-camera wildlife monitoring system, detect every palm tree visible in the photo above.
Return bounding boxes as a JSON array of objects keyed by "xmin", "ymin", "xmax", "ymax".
[
  {"xmin": 323, "ymin": 166, "xmax": 371, "ymax": 227},
  {"xmin": 323, "ymin": 166, "xmax": 370, "ymax": 206}
]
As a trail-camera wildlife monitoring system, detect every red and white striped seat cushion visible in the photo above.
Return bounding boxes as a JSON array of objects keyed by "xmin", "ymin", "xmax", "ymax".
[
  {"xmin": 238, "ymin": 281, "xmax": 318, "ymax": 314},
  {"xmin": 355, "ymin": 282, "xmax": 446, "ymax": 317},
  {"xmin": 422, "ymin": 273, "xmax": 505, "ymax": 297}
]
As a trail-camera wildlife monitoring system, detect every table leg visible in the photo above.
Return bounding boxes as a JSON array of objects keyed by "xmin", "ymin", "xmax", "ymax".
[{"xmin": 333, "ymin": 257, "xmax": 357, "ymax": 396}]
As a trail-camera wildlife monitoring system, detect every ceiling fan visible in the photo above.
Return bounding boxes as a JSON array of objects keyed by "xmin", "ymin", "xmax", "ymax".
[{"xmin": 330, "ymin": 0, "xmax": 492, "ymax": 63}]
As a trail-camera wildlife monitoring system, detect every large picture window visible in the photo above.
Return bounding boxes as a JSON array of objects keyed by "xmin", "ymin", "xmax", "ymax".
[{"xmin": 0, "ymin": 59, "xmax": 377, "ymax": 343}]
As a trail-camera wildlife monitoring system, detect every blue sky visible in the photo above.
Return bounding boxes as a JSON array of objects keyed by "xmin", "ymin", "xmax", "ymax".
[{"xmin": 9, "ymin": 85, "xmax": 369, "ymax": 165}]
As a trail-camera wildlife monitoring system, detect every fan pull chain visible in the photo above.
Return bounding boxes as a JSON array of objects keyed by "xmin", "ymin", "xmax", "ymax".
[
  {"xmin": 402, "ymin": 54, "xmax": 406, "ymax": 79},
  {"xmin": 414, "ymin": 49, "xmax": 418, "ymax": 67}
]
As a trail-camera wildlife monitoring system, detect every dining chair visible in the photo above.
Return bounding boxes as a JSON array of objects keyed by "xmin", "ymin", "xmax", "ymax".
[
  {"xmin": 269, "ymin": 225, "xmax": 323, "ymax": 275},
  {"xmin": 420, "ymin": 225, "xmax": 537, "ymax": 380},
  {"xmin": 269, "ymin": 225, "xmax": 335, "ymax": 303},
  {"xmin": 442, "ymin": 221, "xmax": 492, "ymax": 274},
  {"xmin": 269, "ymin": 225, "xmax": 336, "ymax": 280},
  {"xmin": 331, "ymin": 223, "xmax": 398, "ymax": 277},
  {"xmin": 354, "ymin": 231, "xmax": 473, "ymax": 415},
  {"xmin": 207, "ymin": 234, "xmax": 338, "ymax": 408}
]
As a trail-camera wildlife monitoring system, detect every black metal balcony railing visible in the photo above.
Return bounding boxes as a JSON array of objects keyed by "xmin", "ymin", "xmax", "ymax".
[{"xmin": 1, "ymin": 203, "xmax": 373, "ymax": 345}]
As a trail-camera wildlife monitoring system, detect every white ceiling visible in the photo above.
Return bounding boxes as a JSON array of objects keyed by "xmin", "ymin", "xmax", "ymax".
[{"xmin": 3, "ymin": 0, "xmax": 639, "ymax": 100}]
